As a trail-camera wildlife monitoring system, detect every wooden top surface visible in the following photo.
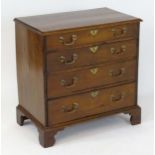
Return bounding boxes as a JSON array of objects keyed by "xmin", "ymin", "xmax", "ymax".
[{"xmin": 14, "ymin": 7, "xmax": 141, "ymax": 33}]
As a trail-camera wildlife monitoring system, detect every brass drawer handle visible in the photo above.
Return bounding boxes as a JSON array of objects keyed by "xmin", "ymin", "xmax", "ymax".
[
  {"xmin": 90, "ymin": 29, "xmax": 98, "ymax": 36},
  {"xmin": 90, "ymin": 67, "xmax": 98, "ymax": 75},
  {"xmin": 60, "ymin": 53, "xmax": 78, "ymax": 64},
  {"xmin": 110, "ymin": 45, "xmax": 127, "ymax": 54},
  {"xmin": 59, "ymin": 34, "xmax": 77, "ymax": 46},
  {"xmin": 89, "ymin": 46, "xmax": 99, "ymax": 53},
  {"xmin": 62, "ymin": 103, "xmax": 79, "ymax": 113},
  {"xmin": 111, "ymin": 93, "xmax": 125, "ymax": 102},
  {"xmin": 112, "ymin": 27, "xmax": 128, "ymax": 37},
  {"xmin": 109, "ymin": 68, "xmax": 125, "ymax": 77},
  {"xmin": 60, "ymin": 77, "xmax": 78, "ymax": 88}
]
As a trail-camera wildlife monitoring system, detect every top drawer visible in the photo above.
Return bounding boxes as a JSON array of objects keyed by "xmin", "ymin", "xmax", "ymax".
[{"xmin": 46, "ymin": 23, "xmax": 139, "ymax": 50}]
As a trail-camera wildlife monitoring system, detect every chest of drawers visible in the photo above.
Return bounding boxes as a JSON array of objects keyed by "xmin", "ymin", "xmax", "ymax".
[{"xmin": 15, "ymin": 7, "xmax": 142, "ymax": 147}]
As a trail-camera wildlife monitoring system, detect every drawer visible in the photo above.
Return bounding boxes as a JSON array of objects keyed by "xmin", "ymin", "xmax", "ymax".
[
  {"xmin": 47, "ymin": 60, "xmax": 136, "ymax": 98},
  {"xmin": 46, "ymin": 23, "xmax": 138, "ymax": 50},
  {"xmin": 48, "ymin": 83, "xmax": 136, "ymax": 125},
  {"xmin": 47, "ymin": 40, "xmax": 137, "ymax": 72}
]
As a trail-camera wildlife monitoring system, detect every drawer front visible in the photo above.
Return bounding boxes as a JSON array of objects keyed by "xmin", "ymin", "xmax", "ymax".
[
  {"xmin": 48, "ymin": 83, "xmax": 136, "ymax": 125},
  {"xmin": 46, "ymin": 23, "xmax": 138, "ymax": 50},
  {"xmin": 47, "ymin": 40, "xmax": 137, "ymax": 72},
  {"xmin": 47, "ymin": 60, "xmax": 136, "ymax": 98}
]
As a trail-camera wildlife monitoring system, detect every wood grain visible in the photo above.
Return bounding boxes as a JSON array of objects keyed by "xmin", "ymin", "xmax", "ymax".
[
  {"xmin": 46, "ymin": 23, "xmax": 138, "ymax": 50},
  {"xmin": 48, "ymin": 83, "xmax": 136, "ymax": 125},
  {"xmin": 47, "ymin": 59, "xmax": 137, "ymax": 98},
  {"xmin": 15, "ymin": 8, "xmax": 142, "ymax": 147},
  {"xmin": 15, "ymin": 22, "xmax": 46, "ymax": 125},
  {"xmin": 47, "ymin": 39, "xmax": 137, "ymax": 72},
  {"xmin": 14, "ymin": 7, "xmax": 141, "ymax": 33}
]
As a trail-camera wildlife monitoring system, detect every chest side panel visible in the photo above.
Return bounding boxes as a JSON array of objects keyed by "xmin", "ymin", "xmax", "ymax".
[{"xmin": 15, "ymin": 22, "xmax": 46, "ymax": 125}]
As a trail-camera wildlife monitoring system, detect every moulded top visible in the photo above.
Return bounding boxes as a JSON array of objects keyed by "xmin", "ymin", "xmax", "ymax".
[{"xmin": 14, "ymin": 7, "xmax": 142, "ymax": 34}]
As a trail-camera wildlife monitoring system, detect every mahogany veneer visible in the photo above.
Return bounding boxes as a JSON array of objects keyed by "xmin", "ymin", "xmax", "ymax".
[{"xmin": 14, "ymin": 7, "xmax": 142, "ymax": 147}]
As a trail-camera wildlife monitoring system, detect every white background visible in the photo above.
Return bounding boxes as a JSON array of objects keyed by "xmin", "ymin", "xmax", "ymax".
[{"xmin": 2, "ymin": 0, "xmax": 154, "ymax": 155}]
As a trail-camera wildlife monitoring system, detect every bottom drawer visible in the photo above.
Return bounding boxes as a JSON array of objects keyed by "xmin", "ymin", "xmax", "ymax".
[{"xmin": 48, "ymin": 83, "xmax": 136, "ymax": 125}]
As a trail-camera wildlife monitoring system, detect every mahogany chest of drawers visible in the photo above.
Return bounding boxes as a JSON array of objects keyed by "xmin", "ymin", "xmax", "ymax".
[{"xmin": 14, "ymin": 7, "xmax": 142, "ymax": 147}]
